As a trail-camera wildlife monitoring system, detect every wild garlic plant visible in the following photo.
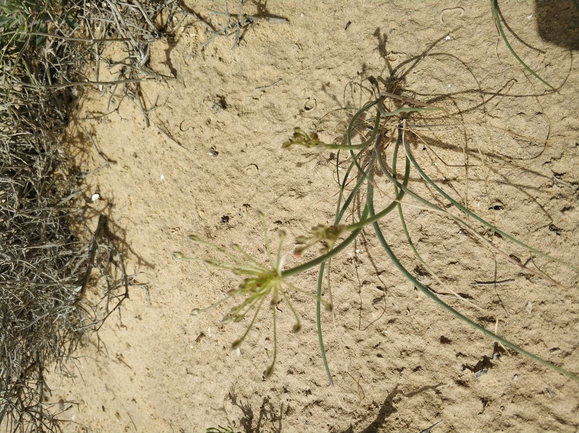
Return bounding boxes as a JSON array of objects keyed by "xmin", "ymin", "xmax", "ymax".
[{"xmin": 177, "ymin": 85, "xmax": 578, "ymax": 382}]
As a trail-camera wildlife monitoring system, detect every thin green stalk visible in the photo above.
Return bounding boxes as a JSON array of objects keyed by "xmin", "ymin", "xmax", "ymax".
[
  {"xmin": 316, "ymin": 260, "xmax": 333, "ymax": 385},
  {"xmin": 315, "ymin": 139, "xmax": 380, "ymax": 385},
  {"xmin": 491, "ymin": 0, "xmax": 556, "ymax": 91},
  {"xmin": 390, "ymin": 124, "xmax": 430, "ymax": 279},
  {"xmin": 314, "ymin": 205, "xmax": 370, "ymax": 385},
  {"xmin": 334, "ymin": 148, "xmax": 373, "ymax": 223}
]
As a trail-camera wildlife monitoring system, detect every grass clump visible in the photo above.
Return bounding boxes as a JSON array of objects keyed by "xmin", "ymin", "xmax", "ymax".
[
  {"xmin": 1, "ymin": 0, "xmax": 184, "ymax": 430},
  {"xmin": 1, "ymin": 3, "xmax": 87, "ymax": 431}
]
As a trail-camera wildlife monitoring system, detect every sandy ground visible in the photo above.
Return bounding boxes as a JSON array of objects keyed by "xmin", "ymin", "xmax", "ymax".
[{"xmin": 48, "ymin": 1, "xmax": 578, "ymax": 432}]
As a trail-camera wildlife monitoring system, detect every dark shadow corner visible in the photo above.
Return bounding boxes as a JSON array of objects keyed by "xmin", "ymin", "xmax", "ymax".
[{"xmin": 535, "ymin": 0, "xmax": 579, "ymax": 50}]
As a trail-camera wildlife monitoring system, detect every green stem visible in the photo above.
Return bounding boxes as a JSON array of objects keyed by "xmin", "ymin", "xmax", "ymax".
[
  {"xmin": 491, "ymin": 0, "xmax": 555, "ymax": 91},
  {"xmin": 316, "ymin": 261, "xmax": 333, "ymax": 385},
  {"xmin": 334, "ymin": 148, "xmax": 369, "ymax": 223}
]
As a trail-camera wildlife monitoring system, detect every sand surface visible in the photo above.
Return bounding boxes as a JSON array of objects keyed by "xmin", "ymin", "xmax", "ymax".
[{"xmin": 49, "ymin": 1, "xmax": 578, "ymax": 432}]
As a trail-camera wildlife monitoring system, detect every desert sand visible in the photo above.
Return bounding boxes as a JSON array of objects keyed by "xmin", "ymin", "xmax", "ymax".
[{"xmin": 49, "ymin": 1, "xmax": 578, "ymax": 432}]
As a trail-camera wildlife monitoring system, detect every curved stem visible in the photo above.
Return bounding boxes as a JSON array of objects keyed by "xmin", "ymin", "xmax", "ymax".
[
  {"xmin": 316, "ymin": 261, "xmax": 333, "ymax": 385},
  {"xmin": 491, "ymin": 0, "xmax": 555, "ymax": 91}
]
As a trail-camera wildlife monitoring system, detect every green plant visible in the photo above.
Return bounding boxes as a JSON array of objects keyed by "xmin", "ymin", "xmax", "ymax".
[
  {"xmin": 177, "ymin": 74, "xmax": 578, "ymax": 384},
  {"xmin": 286, "ymin": 90, "xmax": 578, "ymax": 384},
  {"xmin": 0, "ymin": 0, "xmax": 50, "ymax": 53},
  {"xmin": 175, "ymin": 25, "xmax": 578, "ymax": 386}
]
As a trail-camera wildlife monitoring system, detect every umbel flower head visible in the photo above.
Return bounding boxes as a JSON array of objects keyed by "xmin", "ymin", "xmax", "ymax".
[
  {"xmin": 174, "ymin": 212, "xmax": 332, "ymax": 378},
  {"xmin": 282, "ymin": 127, "xmax": 325, "ymax": 149}
]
